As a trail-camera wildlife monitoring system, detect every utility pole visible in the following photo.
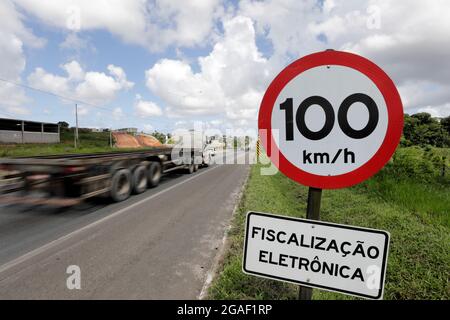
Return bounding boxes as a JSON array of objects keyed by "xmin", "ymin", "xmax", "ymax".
[
  {"xmin": 74, "ymin": 103, "xmax": 79, "ymax": 148},
  {"xmin": 20, "ymin": 121, "xmax": 24, "ymax": 144}
]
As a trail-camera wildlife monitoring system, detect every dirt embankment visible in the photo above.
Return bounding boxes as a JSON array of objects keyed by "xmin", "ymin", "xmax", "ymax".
[
  {"xmin": 112, "ymin": 132, "xmax": 141, "ymax": 148},
  {"xmin": 112, "ymin": 132, "xmax": 162, "ymax": 148},
  {"xmin": 136, "ymin": 134, "xmax": 162, "ymax": 147}
]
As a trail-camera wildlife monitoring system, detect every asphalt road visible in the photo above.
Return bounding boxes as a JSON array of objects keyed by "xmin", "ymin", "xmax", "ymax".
[{"xmin": 0, "ymin": 151, "xmax": 250, "ymax": 299}]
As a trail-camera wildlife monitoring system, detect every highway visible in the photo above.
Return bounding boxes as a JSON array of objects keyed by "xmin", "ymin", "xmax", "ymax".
[{"xmin": 0, "ymin": 151, "xmax": 250, "ymax": 299}]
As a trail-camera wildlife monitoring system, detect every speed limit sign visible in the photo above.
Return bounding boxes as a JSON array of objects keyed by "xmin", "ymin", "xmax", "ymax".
[{"xmin": 258, "ymin": 50, "xmax": 403, "ymax": 189}]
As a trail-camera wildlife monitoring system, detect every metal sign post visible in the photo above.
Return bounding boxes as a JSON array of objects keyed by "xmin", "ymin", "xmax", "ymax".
[
  {"xmin": 256, "ymin": 138, "xmax": 260, "ymax": 163},
  {"xmin": 298, "ymin": 187, "xmax": 322, "ymax": 300}
]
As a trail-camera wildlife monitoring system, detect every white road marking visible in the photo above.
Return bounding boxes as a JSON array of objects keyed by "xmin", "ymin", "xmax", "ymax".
[{"xmin": 0, "ymin": 165, "xmax": 222, "ymax": 275}]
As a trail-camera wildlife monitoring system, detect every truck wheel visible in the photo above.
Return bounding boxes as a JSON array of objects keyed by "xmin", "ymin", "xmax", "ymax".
[
  {"xmin": 186, "ymin": 163, "xmax": 195, "ymax": 174},
  {"xmin": 148, "ymin": 162, "xmax": 162, "ymax": 188},
  {"xmin": 202, "ymin": 155, "xmax": 210, "ymax": 167},
  {"xmin": 204, "ymin": 153, "xmax": 214, "ymax": 167},
  {"xmin": 194, "ymin": 164, "xmax": 199, "ymax": 172},
  {"xmin": 110, "ymin": 169, "xmax": 132, "ymax": 202},
  {"xmin": 132, "ymin": 165, "xmax": 147, "ymax": 194}
]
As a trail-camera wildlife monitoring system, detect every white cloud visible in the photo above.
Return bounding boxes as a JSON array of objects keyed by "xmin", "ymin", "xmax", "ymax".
[
  {"xmin": 134, "ymin": 95, "xmax": 163, "ymax": 118},
  {"xmin": 210, "ymin": 119, "xmax": 223, "ymax": 126},
  {"xmin": 0, "ymin": 32, "xmax": 25, "ymax": 81},
  {"xmin": 174, "ymin": 120, "xmax": 187, "ymax": 127},
  {"xmin": 4, "ymin": 0, "xmax": 449, "ymax": 125},
  {"xmin": 145, "ymin": 0, "xmax": 222, "ymax": 50},
  {"xmin": 238, "ymin": 0, "xmax": 450, "ymax": 117},
  {"xmin": 1, "ymin": 1, "xmax": 45, "ymax": 50},
  {"xmin": 418, "ymin": 104, "xmax": 450, "ymax": 119},
  {"xmin": 107, "ymin": 65, "xmax": 133, "ymax": 90},
  {"xmin": 239, "ymin": 0, "xmax": 322, "ymax": 67},
  {"xmin": 62, "ymin": 60, "xmax": 85, "ymax": 81},
  {"xmin": 146, "ymin": 59, "xmax": 222, "ymax": 117},
  {"xmin": 0, "ymin": 81, "xmax": 30, "ymax": 118},
  {"xmin": 0, "ymin": 86, "xmax": 30, "ymax": 116},
  {"xmin": 0, "ymin": 0, "xmax": 45, "ymax": 117},
  {"xmin": 27, "ymin": 61, "xmax": 134, "ymax": 107},
  {"xmin": 76, "ymin": 104, "xmax": 89, "ymax": 116},
  {"xmin": 146, "ymin": 15, "xmax": 269, "ymax": 124},
  {"xmin": 60, "ymin": 33, "xmax": 87, "ymax": 51},
  {"xmin": 398, "ymin": 80, "xmax": 450, "ymax": 112},
  {"xmin": 75, "ymin": 69, "xmax": 130, "ymax": 105},
  {"xmin": 145, "ymin": 0, "xmax": 450, "ymax": 124},
  {"xmin": 143, "ymin": 124, "xmax": 153, "ymax": 132},
  {"xmin": 28, "ymin": 67, "xmax": 70, "ymax": 95},
  {"xmin": 13, "ymin": 0, "xmax": 222, "ymax": 51}
]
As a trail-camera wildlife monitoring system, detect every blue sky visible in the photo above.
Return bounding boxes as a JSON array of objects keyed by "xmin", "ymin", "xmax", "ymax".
[
  {"xmin": 20, "ymin": 19, "xmax": 203, "ymax": 132},
  {"xmin": 24, "ymin": 30, "xmax": 170, "ymax": 130},
  {"xmin": 0, "ymin": 0, "xmax": 449, "ymax": 134}
]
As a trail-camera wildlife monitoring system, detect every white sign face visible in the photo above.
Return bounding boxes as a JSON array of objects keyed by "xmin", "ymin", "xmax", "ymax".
[
  {"xmin": 243, "ymin": 212, "xmax": 390, "ymax": 299},
  {"xmin": 271, "ymin": 65, "xmax": 388, "ymax": 176}
]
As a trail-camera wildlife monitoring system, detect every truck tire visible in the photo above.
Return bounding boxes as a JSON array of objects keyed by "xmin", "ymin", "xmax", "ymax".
[
  {"xmin": 110, "ymin": 169, "xmax": 132, "ymax": 202},
  {"xmin": 132, "ymin": 165, "xmax": 148, "ymax": 194},
  {"xmin": 186, "ymin": 163, "xmax": 195, "ymax": 174},
  {"xmin": 147, "ymin": 162, "xmax": 162, "ymax": 188},
  {"xmin": 194, "ymin": 164, "xmax": 199, "ymax": 172},
  {"xmin": 202, "ymin": 154, "xmax": 210, "ymax": 167}
]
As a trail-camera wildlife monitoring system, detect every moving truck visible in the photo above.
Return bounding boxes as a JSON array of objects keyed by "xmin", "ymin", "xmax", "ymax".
[
  {"xmin": 171, "ymin": 130, "xmax": 216, "ymax": 166},
  {"xmin": 0, "ymin": 145, "xmax": 203, "ymax": 207}
]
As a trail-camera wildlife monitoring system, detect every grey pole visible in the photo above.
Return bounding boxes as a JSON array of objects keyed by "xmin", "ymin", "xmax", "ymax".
[
  {"xmin": 21, "ymin": 121, "xmax": 24, "ymax": 144},
  {"xmin": 298, "ymin": 187, "xmax": 322, "ymax": 300},
  {"xmin": 74, "ymin": 103, "xmax": 79, "ymax": 148}
]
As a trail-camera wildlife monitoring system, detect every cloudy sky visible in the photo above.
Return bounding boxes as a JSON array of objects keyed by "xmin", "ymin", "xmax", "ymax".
[{"xmin": 0, "ymin": 0, "xmax": 449, "ymax": 133}]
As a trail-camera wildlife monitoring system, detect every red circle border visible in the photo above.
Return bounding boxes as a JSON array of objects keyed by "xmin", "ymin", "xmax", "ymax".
[{"xmin": 258, "ymin": 50, "xmax": 404, "ymax": 189}]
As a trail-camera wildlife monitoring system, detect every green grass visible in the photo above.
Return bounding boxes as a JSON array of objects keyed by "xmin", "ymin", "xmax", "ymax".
[
  {"xmin": 0, "ymin": 130, "xmax": 145, "ymax": 157},
  {"xmin": 360, "ymin": 176, "xmax": 449, "ymax": 227},
  {"xmin": 208, "ymin": 151, "xmax": 450, "ymax": 300}
]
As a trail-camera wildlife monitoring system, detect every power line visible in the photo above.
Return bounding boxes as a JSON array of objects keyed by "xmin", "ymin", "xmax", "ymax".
[
  {"xmin": 0, "ymin": 77, "xmax": 169, "ymax": 133},
  {"xmin": 0, "ymin": 78, "xmax": 125, "ymax": 140},
  {"xmin": 0, "ymin": 110, "xmax": 19, "ymax": 119},
  {"xmin": 0, "ymin": 77, "xmax": 112, "ymax": 111}
]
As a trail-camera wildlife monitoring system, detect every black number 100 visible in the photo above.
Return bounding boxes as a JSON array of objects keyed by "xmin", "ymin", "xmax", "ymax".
[{"xmin": 280, "ymin": 93, "xmax": 379, "ymax": 141}]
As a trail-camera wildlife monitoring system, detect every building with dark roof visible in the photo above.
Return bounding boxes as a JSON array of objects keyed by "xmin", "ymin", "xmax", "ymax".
[{"xmin": 0, "ymin": 118, "xmax": 60, "ymax": 144}]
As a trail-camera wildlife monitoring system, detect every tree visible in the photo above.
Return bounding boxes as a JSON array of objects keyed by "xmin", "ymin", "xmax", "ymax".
[
  {"xmin": 401, "ymin": 113, "xmax": 450, "ymax": 147},
  {"xmin": 58, "ymin": 121, "xmax": 69, "ymax": 131},
  {"xmin": 402, "ymin": 114, "xmax": 417, "ymax": 146},
  {"xmin": 151, "ymin": 131, "xmax": 167, "ymax": 144},
  {"xmin": 441, "ymin": 116, "xmax": 450, "ymax": 135},
  {"xmin": 411, "ymin": 112, "xmax": 433, "ymax": 125}
]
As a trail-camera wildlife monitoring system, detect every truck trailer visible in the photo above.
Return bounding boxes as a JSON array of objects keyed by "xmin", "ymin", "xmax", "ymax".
[{"xmin": 0, "ymin": 146, "xmax": 205, "ymax": 207}]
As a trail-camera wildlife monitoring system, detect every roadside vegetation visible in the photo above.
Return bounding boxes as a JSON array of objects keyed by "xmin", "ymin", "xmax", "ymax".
[
  {"xmin": 208, "ymin": 145, "xmax": 449, "ymax": 300},
  {"xmin": 402, "ymin": 113, "xmax": 450, "ymax": 148},
  {"xmin": 0, "ymin": 128, "xmax": 148, "ymax": 157}
]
